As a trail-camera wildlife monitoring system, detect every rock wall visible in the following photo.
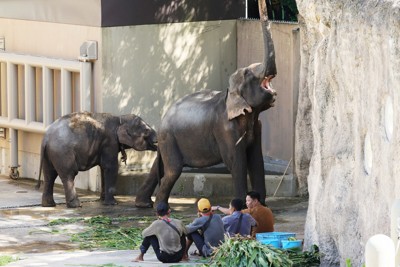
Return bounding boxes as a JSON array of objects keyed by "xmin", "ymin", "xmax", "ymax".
[{"xmin": 295, "ymin": 0, "xmax": 400, "ymax": 265}]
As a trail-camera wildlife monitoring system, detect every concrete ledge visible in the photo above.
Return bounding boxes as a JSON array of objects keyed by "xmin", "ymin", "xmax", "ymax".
[{"xmin": 116, "ymin": 172, "xmax": 298, "ymax": 198}]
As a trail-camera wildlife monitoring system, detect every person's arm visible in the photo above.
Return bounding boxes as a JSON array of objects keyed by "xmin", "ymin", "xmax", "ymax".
[
  {"xmin": 142, "ymin": 221, "xmax": 157, "ymax": 237},
  {"xmin": 211, "ymin": 205, "xmax": 232, "ymax": 215},
  {"xmin": 186, "ymin": 217, "xmax": 205, "ymax": 234}
]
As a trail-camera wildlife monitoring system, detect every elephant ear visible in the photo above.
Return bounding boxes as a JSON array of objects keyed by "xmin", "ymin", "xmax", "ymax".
[
  {"xmin": 117, "ymin": 124, "xmax": 135, "ymax": 147},
  {"xmin": 226, "ymin": 69, "xmax": 252, "ymax": 120},
  {"xmin": 226, "ymin": 91, "xmax": 252, "ymax": 120}
]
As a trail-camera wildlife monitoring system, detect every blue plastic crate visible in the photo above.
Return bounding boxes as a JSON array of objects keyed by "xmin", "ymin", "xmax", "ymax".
[
  {"xmin": 258, "ymin": 238, "xmax": 281, "ymax": 248},
  {"xmin": 281, "ymin": 239, "xmax": 303, "ymax": 250},
  {"xmin": 256, "ymin": 232, "xmax": 296, "ymax": 241}
]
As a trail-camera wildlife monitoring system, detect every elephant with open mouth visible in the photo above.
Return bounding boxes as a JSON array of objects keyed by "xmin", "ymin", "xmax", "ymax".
[
  {"xmin": 37, "ymin": 112, "xmax": 157, "ymax": 208},
  {"xmin": 135, "ymin": 0, "xmax": 277, "ymax": 208}
]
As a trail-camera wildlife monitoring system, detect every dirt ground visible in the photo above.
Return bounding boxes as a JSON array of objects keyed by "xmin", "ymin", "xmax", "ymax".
[{"xmin": 0, "ymin": 176, "xmax": 308, "ymax": 255}]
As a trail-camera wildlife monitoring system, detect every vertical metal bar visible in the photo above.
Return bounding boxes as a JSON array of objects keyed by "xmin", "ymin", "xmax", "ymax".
[
  {"xmin": 42, "ymin": 67, "xmax": 53, "ymax": 126},
  {"xmin": 25, "ymin": 64, "xmax": 35, "ymax": 123},
  {"xmin": 61, "ymin": 68, "xmax": 72, "ymax": 115},
  {"xmin": 10, "ymin": 128, "xmax": 18, "ymax": 169},
  {"xmin": 245, "ymin": 0, "xmax": 248, "ymax": 19},
  {"xmin": 7, "ymin": 62, "xmax": 18, "ymax": 169},
  {"xmin": 80, "ymin": 61, "xmax": 91, "ymax": 112},
  {"xmin": 0, "ymin": 62, "xmax": 6, "ymax": 116}
]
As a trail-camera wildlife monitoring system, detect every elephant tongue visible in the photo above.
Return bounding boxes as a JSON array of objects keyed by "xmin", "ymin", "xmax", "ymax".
[{"xmin": 261, "ymin": 75, "xmax": 274, "ymax": 92}]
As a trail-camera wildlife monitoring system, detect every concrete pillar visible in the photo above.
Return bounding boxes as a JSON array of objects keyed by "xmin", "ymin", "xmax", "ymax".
[
  {"xmin": 365, "ymin": 234, "xmax": 395, "ymax": 267},
  {"xmin": 391, "ymin": 199, "xmax": 400, "ymax": 266}
]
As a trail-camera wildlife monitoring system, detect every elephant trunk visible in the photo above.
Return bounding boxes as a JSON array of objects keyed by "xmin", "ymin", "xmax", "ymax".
[{"xmin": 258, "ymin": 0, "xmax": 277, "ymax": 78}]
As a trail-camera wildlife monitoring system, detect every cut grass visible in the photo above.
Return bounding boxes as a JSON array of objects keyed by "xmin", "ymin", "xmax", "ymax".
[
  {"xmin": 49, "ymin": 215, "xmax": 148, "ymax": 250},
  {"xmin": 0, "ymin": 255, "xmax": 18, "ymax": 266}
]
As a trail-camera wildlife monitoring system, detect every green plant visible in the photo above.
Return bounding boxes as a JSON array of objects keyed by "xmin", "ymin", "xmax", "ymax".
[
  {"xmin": 71, "ymin": 224, "xmax": 143, "ymax": 250},
  {"xmin": 49, "ymin": 217, "xmax": 84, "ymax": 226},
  {"xmin": 285, "ymin": 244, "xmax": 320, "ymax": 267},
  {"xmin": 205, "ymin": 235, "xmax": 292, "ymax": 267},
  {"xmin": 50, "ymin": 215, "xmax": 148, "ymax": 250},
  {"xmin": 0, "ymin": 255, "xmax": 18, "ymax": 266}
]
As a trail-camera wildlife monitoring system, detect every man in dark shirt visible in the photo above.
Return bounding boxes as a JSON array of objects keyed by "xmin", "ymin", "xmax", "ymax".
[
  {"xmin": 182, "ymin": 198, "xmax": 225, "ymax": 260},
  {"xmin": 213, "ymin": 191, "xmax": 274, "ymax": 236},
  {"xmin": 221, "ymin": 198, "xmax": 257, "ymax": 236}
]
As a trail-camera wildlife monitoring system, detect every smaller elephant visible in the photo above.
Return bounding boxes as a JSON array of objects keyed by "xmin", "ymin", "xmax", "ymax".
[{"xmin": 37, "ymin": 112, "xmax": 157, "ymax": 208}]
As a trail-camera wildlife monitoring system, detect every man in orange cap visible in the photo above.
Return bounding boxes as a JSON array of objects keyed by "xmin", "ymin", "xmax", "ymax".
[{"xmin": 182, "ymin": 198, "xmax": 224, "ymax": 260}]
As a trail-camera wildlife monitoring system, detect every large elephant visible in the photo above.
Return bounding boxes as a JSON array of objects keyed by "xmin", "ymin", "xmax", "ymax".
[
  {"xmin": 37, "ymin": 112, "xmax": 157, "ymax": 208},
  {"xmin": 135, "ymin": 0, "xmax": 277, "ymax": 208}
]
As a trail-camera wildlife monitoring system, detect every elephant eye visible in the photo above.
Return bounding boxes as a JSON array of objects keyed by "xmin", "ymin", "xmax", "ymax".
[{"xmin": 143, "ymin": 127, "xmax": 152, "ymax": 136}]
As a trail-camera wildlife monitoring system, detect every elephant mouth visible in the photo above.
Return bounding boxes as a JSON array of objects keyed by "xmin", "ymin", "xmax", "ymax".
[
  {"xmin": 261, "ymin": 75, "xmax": 275, "ymax": 93},
  {"xmin": 148, "ymin": 141, "xmax": 158, "ymax": 151},
  {"xmin": 261, "ymin": 75, "xmax": 277, "ymax": 106}
]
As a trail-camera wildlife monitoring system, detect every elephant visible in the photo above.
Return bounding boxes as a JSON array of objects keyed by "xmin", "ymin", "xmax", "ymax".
[
  {"xmin": 36, "ymin": 112, "xmax": 157, "ymax": 208},
  {"xmin": 135, "ymin": 0, "xmax": 277, "ymax": 208}
]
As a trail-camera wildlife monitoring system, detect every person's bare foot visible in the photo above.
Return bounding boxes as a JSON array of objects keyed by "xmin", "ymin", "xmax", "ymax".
[
  {"xmin": 133, "ymin": 253, "xmax": 144, "ymax": 262},
  {"xmin": 181, "ymin": 254, "xmax": 189, "ymax": 261}
]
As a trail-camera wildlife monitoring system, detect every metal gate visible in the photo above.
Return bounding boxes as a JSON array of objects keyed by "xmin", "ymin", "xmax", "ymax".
[{"xmin": 0, "ymin": 40, "xmax": 97, "ymax": 178}]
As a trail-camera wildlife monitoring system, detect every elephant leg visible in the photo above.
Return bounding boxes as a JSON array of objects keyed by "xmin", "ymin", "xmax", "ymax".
[
  {"xmin": 221, "ymin": 142, "xmax": 248, "ymax": 201},
  {"xmin": 100, "ymin": 168, "xmax": 105, "ymax": 201},
  {"xmin": 101, "ymin": 163, "xmax": 119, "ymax": 206},
  {"xmin": 135, "ymin": 154, "xmax": 163, "ymax": 208},
  {"xmin": 247, "ymin": 120, "xmax": 266, "ymax": 204},
  {"xmin": 154, "ymin": 152, "xmax": 183, "ymax": 206},
  {"xmin": 60, "ymin": 175, "xmax": 81, "ymax": 208},
  {"xmin": 41, "ymin": 161, "xmax": 58, "ymax": 207}
]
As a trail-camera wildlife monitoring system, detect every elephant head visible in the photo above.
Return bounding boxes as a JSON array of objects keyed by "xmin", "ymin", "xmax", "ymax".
[
  {"xmin": 226, "ymin": 0, "xmax": 277, "ymax": 120},
  {"xmin": 117, "ymin": 115, "xmax": 157, "ymax": 151}
]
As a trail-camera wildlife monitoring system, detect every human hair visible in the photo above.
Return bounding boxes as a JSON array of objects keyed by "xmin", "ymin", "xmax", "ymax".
[
  {"xmin": 246, "ymin": 191, "xmax": 261, "ymax": 202},
  {"xmin": 230, "ymin": 198, "xmax": 244, "ymax": 211},
  {"xmin": 156, "ymin": 201, "xmax": 170, "ymax": 216}
]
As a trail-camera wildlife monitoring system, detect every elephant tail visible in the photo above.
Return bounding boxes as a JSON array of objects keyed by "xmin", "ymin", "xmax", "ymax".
[
  {"xmin": 157, "ymin": 150, "xmax": 164, "ymax": 187},
  {"xmin": 35, "ymin": 142, "xmax": 46, "ymax": 190}
]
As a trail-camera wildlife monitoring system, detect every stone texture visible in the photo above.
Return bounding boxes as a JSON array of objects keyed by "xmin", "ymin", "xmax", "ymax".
[{"xmin": 295, "ymin": 0, "xmax": 400, "ymax": 265}]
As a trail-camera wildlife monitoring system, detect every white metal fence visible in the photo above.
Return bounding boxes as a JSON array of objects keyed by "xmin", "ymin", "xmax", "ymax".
[{"xmin": 0, "ymin": 41, "xmax": 96, "ymax": 178}]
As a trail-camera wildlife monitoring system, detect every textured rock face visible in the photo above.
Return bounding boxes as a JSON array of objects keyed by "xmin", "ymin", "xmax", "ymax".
[{"xmin": 295, "ymin": 0, "xmax": 400, "ymax": 265}]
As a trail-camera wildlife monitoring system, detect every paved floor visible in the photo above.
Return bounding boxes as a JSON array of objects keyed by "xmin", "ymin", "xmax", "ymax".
[{"xmin": 0, "ymin": 175, "xmax": 308, "ymax": 266}]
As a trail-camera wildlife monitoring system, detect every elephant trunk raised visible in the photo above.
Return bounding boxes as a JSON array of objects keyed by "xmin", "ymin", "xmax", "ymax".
[{"xmin": 259, "ymin": 0, "xmax": 277, "ymax": 79}]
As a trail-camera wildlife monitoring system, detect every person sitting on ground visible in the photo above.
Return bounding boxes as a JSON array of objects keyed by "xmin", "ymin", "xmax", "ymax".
[
  {"xmin": 133, "ymin": 201, "xmax": 187, "ymax": 263},
  {"xmin": 212, "ymin": 191, "xmax": 274, "ymax": 235},
  {"xmin": 221, "ymin": 198, "xmax": 257, "ymax": 237},
  {"xmin": 182, "ymin": 198, "xmax": 225, "ymax": 260}
]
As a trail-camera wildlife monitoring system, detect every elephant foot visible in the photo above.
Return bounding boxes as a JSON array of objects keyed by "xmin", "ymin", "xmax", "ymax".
[
  {"xmin": 135, "ymin": 197, "xmax": 153, "ymax": 208},
  {"xmin": 66, "ymin": 198, "xmax": 82, "ymax": 208},
  {"xmin": 103, "ymin": 198, "xmax": 118, "ymax": 206},
  {"xmin": 42, "ymin": 196, "xmax": 56, "ymax": 207},
  {"xmin": 42, "ymin": 201, "xmax": 56, "ymax": 207}
]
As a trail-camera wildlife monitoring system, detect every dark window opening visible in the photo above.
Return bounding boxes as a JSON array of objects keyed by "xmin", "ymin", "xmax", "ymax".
[{"xmin": 247, "ymin": 0, "xmax": 299, "ymax": 22}]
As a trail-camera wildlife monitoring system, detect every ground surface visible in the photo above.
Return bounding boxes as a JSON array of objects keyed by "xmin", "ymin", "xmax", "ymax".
[{"xmin": 0, "ymin": 176, "xmax": 308, "ymax": 266}]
